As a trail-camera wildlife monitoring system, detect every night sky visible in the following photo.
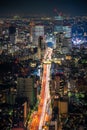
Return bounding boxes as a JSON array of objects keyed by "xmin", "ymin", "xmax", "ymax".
[{"xmin": 0, "ymin": 0, "xmax": 87, "ymax": 17}]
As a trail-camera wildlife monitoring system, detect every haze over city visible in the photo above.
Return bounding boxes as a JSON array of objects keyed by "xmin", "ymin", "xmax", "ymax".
[{"xmin": 0, "ymin": 0, "xmax": 87, "ymax": 17}]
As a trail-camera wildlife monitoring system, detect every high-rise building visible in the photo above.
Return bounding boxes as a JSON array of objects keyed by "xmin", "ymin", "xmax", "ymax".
[
  {"xmin": 17, "ymin": 77, "xmax": 35, "ymax": 106},
  {"xmin": 9, "ymin": 25, "xmax": 16, "ymax": 45},
  {"xmin": 63, "ymin": 25, "xmax": 71, "ymax": 38},
  {"xmin": 32, "ymin": 25, "xmax": 44, "ymax": 46}
]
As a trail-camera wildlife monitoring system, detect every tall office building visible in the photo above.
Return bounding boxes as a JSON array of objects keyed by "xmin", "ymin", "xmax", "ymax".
[
  {"xmin": 17, "ymin": 77, "xmax": 35, "ymax": 106},
  {"xmin": 9, "ymin": 25, "xmax": 16, "ymax": 44},
  {"xmin": 63, "ymin": 25, "xmax": 71, "ymax": 38},
  {"xmin": 32, "ymin": 25, "xmax": 44, "ymax": 46}
]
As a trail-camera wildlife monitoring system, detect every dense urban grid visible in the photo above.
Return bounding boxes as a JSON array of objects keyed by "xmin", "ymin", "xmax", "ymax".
[{"xmin": 0, "ymin": 15, "xmax": 87, "ymax": 130}]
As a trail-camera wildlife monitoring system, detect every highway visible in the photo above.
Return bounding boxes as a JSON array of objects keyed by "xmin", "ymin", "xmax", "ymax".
[{"xmin": 29, "ymin": 47, "xmax": 53, "ymax": 130}]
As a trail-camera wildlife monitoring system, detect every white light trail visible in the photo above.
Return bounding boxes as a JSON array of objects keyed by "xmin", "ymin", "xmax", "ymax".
[
  {"xmin": 39, "ymin": 64, "xmax": 51, "ymax": 130},
  {"xmin": 39, "ymin": 48, "xmax": 52, "ymax": 130}
]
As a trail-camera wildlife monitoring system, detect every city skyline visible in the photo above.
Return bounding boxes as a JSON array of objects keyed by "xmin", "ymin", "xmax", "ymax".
[{"xmin": 0, "ymin": 0, "xmax": 87, "ymax": 17}]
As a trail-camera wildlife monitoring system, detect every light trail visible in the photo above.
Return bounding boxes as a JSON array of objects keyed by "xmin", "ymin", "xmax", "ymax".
[
  {"xmin": 29, "ymin": 47, "xmax": 53, "ymax": 130},
  {"xmin": 39, "ymin": 64, "xmax": 51, "ymax": 130}
]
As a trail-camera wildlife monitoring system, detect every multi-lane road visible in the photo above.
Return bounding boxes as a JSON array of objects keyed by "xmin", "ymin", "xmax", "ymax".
[{"xmin": 29, "ymin": 47, "xmax": 53, "ymax": 130}]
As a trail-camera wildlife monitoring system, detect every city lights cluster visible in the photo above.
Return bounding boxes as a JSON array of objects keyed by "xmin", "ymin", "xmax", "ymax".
[{"xmin": 72, "ymin": 36, "xmax": 87, "ymax": 45}]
